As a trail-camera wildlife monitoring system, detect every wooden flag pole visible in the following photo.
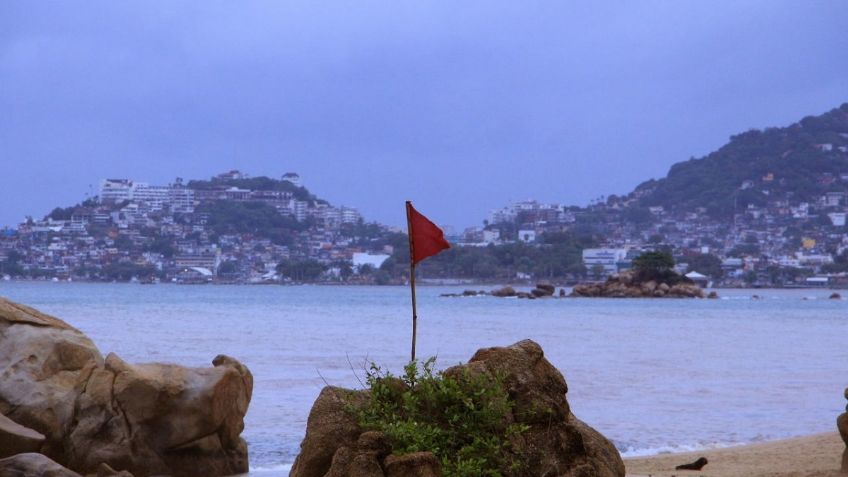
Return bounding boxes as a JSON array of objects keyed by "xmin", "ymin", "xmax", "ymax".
[{"xmin": 405, "ymin": 201, "xmax": 418, "ymax": 363}]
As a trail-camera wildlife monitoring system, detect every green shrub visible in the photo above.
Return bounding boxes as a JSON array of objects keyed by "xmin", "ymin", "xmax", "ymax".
[{"xmin": 355, "ymin": 357, "xmax": 528, "ymax": 477}]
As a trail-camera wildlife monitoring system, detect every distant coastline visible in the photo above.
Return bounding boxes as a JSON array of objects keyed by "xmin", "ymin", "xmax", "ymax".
[{"xmin": 4, "ymin": 276, "xmax": 848, "ymax": 291}]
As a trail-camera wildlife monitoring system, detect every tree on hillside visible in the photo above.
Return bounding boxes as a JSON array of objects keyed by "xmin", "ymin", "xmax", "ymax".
[
  {"xmin": 685, "ymin": 253, "xmax": 723, "ymax": 278},
  {"xmin": 277, "ymin": 259, "xmax": 325, "ymax": 281},
  {"xmin": 632, "ymin": 251, "xmax": 680, "ymax": 283}
]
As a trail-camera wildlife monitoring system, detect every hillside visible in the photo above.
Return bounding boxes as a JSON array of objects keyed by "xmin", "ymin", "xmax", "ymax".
[{"xmin": 630, "ymin": 103, "xmax": 848, "ymax": 217}]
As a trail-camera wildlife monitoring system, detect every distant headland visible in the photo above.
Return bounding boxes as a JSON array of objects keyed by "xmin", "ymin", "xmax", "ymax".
[{"xmin": 2, "ymin": 103, "xmax": 848, "ymax": 287}]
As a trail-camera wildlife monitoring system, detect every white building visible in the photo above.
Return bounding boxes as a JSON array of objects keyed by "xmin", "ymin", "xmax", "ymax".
[
  {"xmin": 517, "ymin": 230, "xmax": 536, "ymax": 243},
  {"xmin": 100, "ymin": 179, "xmax": 133, "ymax": 203},
  {"xmin": 168, "ymin": 185, "xmax": 195, "ymax": 213},
  {"xmin": 582, "ymin": 248, "xmax": 628, "ymax": 275},
  {"xmin": 352, "ymin": 252, "xmax": 390, "ymax": 270},
  {"xmin": 482, "ymin": 229, "xmax": 500, "ymax": 244},
  {"xmin": 829, "ymin": 212, "xmax": 846, "ymax": 227},
  {"xmin": 340, "ymin": 207, "xmax": 361, "ymax": 224},
  {"xmin": 282, "ymin": 172, "xmax": 301, "ymax": 187},
  {"xmin": 131, "ymin": 183, "xmax": 169, "ymax": 210},
  {"xmin": 294, "ymin": 200, "xmax": 309, "ymax": 222}
]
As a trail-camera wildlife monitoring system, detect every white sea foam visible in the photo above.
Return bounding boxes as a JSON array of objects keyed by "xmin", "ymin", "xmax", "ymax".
[{"xmin": 250, "ymin": 463, "xmax": 293, "ymax": 473}]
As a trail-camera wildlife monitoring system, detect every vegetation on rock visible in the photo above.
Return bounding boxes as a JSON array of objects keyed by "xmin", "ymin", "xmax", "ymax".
[
  {"xmin": 631, "ymin": 251, "xmax": 687, "ymax": 284},
  {"xmin": 356, "ymin": 358, "xmax": 528, "ymax": 477}
]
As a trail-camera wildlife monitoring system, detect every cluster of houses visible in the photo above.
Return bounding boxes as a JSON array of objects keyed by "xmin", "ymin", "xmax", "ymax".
[
  {"xmin": 0, "ymin": 171, "xmax": 392, "ymax": 284},
  {"xmin": 7, "ymin": 164, "xmax": 848, "ymax": 287},
  {"xmin": 459, "ymin": 186, "xmax": 848, "ymax": 287}
]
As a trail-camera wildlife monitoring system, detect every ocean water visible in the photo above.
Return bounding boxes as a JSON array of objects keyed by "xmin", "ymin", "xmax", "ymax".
[{"xmin": 1, "ymin": 282, "xmax": 847, "ymax": 474}]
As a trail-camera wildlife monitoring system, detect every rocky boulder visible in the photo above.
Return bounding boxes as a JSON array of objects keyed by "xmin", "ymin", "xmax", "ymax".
[
  {"xmin": 838, "ymin": 387, "xmax": 848, "ymax": 473},
  {"xmin": 290, "ymin": 339, "xmax": 624, "ymax": 477},
  {"xmin": 531, "ymin": 283, "xmax": 555, "ymax": 298},
  {"xmin": 0, "ymin": 412, "xmax": 46, "ymax": 458},
  {"xmin": 491, "ymin": 286, "xmax": 517, "ymax": 297},
  {"xmin": 0, "ymin": 297, "xmax": 252, "ymax": 477},
  {"xmin": 0, "ymin": 453, "xmax": 82, "ymax": 477},
  {"xmin": 0, "ymin": 298, "xmax": 104, "ymax": 462}
]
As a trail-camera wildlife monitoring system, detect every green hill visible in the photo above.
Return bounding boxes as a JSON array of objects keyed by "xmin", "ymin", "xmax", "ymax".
[{"xmin": 630, "ymin": 103, "xmax": 848, "ymax": 217}]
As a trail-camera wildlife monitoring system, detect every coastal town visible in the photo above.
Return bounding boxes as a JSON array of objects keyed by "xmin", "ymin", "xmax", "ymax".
[
  {"xmin": 3, "ymin": 158, "xmax": 848, "ymax": 287},
  {"xmin": 1, "ymin": 104, "xmax": 847, "ymax": 287},
  {"xmin": 0, "ymin": 171, "xmax": 399, "ymax": 284}
]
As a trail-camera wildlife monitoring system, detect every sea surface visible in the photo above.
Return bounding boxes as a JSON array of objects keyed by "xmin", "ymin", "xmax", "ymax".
[{"xmin": 1, "ymin": 282, "xmax": 847, "ymax": 475}]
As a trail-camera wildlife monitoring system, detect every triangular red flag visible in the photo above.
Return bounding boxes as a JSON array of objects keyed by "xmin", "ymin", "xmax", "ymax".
[{"xmin": 406, "ymin": 201, "xmax": 451, "ymax": 266}]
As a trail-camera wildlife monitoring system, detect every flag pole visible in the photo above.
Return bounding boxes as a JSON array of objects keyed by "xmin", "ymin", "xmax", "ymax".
[{"xmin": 405, "ymin": 201, "xmax": 418, "ymax": 363}]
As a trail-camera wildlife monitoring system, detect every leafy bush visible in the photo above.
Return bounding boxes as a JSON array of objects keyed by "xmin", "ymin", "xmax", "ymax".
[
  {"xmin": 356, "ymin": 358, "xmax": 527, "ymax": 477},
  {"xmin": 632, "ymin": 251, "xmax": 692, "ymax": 285}
]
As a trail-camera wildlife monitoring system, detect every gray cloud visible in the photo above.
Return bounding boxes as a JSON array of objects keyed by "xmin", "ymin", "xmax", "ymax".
[{"xmin": 1, "ymin": 1, "xmax": 846, "ymax": 228}]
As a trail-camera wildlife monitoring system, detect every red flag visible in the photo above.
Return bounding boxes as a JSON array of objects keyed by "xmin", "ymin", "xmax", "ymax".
[{"xmin": 406, "ymin": 201, "xmax": 451, "ymax": 265}]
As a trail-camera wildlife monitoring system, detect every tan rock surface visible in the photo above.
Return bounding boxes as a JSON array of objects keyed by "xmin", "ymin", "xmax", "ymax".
[
  {"xmin": 0, "ymin": 297, "xmax": 103, "ymax": 462},
  {"xmin": 0, "ymin": 296, "xmax": 252, "ymax": 477}
]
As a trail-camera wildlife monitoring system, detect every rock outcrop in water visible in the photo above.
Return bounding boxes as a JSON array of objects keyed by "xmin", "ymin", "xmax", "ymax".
[
  {"xmin": 0, "ymin": 297, "xmax": 253, "ymax": 477},
  {"xmin": 290, "ymin": 339, "xmax": 625, "ymax": 477},
  {"xmin": 442, "ymin": 283, "xmax": 564, "ymax": 300},
  {"xmin": 570, "ymin": 270, "xmax": 705, "ymax": 298}
]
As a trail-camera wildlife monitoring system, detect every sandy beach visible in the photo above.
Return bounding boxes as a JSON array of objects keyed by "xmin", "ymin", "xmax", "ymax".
[{"xmin": 625, "ymin": 432, "xmax": 844, "ymax": 477}]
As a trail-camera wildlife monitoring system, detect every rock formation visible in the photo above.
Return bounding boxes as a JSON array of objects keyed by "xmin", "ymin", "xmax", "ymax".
[
  {"xmin": 491, "ymin": 286, "xmax": 517, "ymax": 297},
  {"xmin": 0, "ymin": 297, "xmax": 253, "ymax": 477},
  {"xmin": 290, "ymin": 339, "xmax": 625, "ymax": 477},
  {"xmin": 0, "ymin": 453, "xmax": 83, "ymax": 477},
  {"xmin": 838, "ymin": 387, "xmax": 848, "ymax": 472},
  {"xmin": 443, "ymin": 284, "xmax": 565, "ymax": 300},
  {"xmin": 570, "ymin": 271, "xmax": 705, "ymax": 298}
]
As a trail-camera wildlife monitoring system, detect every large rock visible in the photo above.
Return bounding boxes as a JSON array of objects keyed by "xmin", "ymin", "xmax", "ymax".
[
  {"xmin": 0, "ymin": 412, "xmax": 46, "ymax": 458},
  {"xmin": 0, "ymin": 298, "xmax": 103, "ymax": 462},
  {"xmin": 459, "ymin": 340, "xmax": 624, "ymax": 477},
  {"xmin": 289, "ymin": 387, "xmax": 369, "ymax": 477},
  {"xmin": 838, "ymin": 387, "xmax": 848, "ymax": 472},
  {"xmin": 290, "ymin": 339, "xmax": 624, "ymax": 477},
  {"xmin": 0, "ymin": 453, "xmax": 82, "ymax": 477},
  {"xmin": 0, "ymin": 297, "xmax": 252, "ymax": 477},
  {"xmin": 491, "ymin": 286, "xmax": 517, "ymax": 297},
  {"xmin": 67, "ymin": 353, "xmax": 253, "ymax": 476}
]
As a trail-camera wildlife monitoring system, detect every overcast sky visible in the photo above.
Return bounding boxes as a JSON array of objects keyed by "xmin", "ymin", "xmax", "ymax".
[{"xmin": 1, "ymin": 2, "xmax": 846, "ymax": 230}]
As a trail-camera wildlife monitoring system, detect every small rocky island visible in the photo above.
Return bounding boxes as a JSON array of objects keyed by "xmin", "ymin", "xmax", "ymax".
[
  {"xmin": 0, "ymin": 297, "xmax": 253, "ymax": 477},
  {"xmin": 571, "ymin": 251, "xmax": 710, "ymax": 299},
  {"xmin": 570, "ymin": 270, "xmax": 707, "ymax": 298}
]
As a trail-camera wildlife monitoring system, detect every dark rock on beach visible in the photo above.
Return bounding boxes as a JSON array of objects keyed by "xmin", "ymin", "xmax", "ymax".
[
  {"xmin": 0, "ymin": 453, "xmax": 83, "ymax": 477},
  {"xmin": 290, "ymin": 339, "xmax": 625, "ymax": 477},
  {"xmin": 0, "ymin": 297, "xmax": 253, "ymax": 477}
]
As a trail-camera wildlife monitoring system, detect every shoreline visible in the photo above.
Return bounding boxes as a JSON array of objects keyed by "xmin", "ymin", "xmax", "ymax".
[
  {"xmin": 2, "ymin": 278, "xmax": 847, "ymax": 291},
  {"xmin": 625, "ymin": 432, "xmax": 844, "ymax": 477},
  {"xmin": 248, "ymin": 433, "xmax": 846, "ymax": 476}
]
